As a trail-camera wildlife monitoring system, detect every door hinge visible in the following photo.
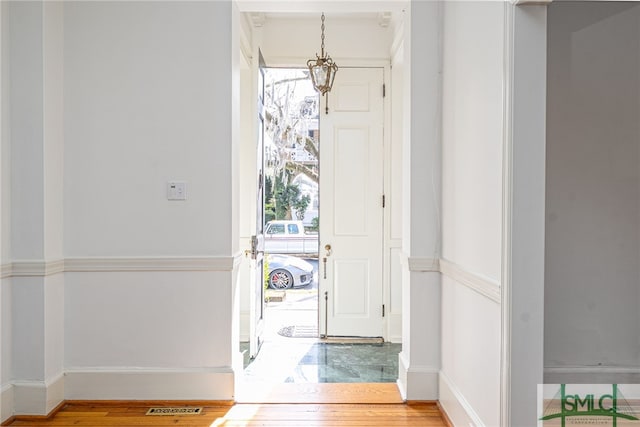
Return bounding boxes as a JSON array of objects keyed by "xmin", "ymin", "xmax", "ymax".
[
  {"xmin": 382, "ymin": 194, "xmax": 386, "ymax": 208},
  {"xmin": 383, "ymin": 84, "xmax": 386, "ymax": 98},
  {"xmin": 382, "ymin": 304, "xmax": 385, "ymax": 317}
]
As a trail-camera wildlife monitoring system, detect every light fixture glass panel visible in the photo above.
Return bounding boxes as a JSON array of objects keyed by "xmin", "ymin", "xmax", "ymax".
[{"xmin": 313, "ymin": 65, "xmax": 328, "ymax": 86}]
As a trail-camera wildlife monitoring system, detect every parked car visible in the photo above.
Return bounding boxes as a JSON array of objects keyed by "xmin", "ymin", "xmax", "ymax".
[
  {"xmin": 267, "ymin": 254, "xmax": 316, "ymax": 289},
  {"xmin": 264, "ymin": 220, "xmax": 319, "ymax": 255}
]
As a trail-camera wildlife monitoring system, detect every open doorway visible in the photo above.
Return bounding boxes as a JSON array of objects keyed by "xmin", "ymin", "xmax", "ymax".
[
  {"xmin": 239, "ymin": 67, "xmax": 322, "ymax": 387},
  {"xmin": 260, "ymin": 67, "xmax": 320, "ymax": 348},
  {"xmin": 237, "ymin": 68, "xmax": 401, "ymax": 398}
]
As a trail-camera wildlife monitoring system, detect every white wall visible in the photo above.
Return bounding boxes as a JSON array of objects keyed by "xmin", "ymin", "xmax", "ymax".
[
  {"xmin": 0, "ymin": 1, "xmax": 9, "ymax": 421},
  {"xmin": 64, "ymin": 1, "xmax": 233, "ymax": 258},
  {"xmin": 545, "ymin": 2, "xmax": 640, "ymax": 383},
  {"xmin": 10, "ymin": 1, "xmax": 44, "ymax": 262},
  {"xmin": 65, "ymin": 272, "xmax": 231, "ymax": 368},
  {"xmin": 0, "ymin": 14, "xmax": 14, "ymax": 427},
  {"xmin": 62, "ymin": 1, "xmax": 237, "ymax": 401},
  {"xmin": 43, "ymin": 1, "xmax": 64, "ymax": 262},
  {"xmin": 440, "ymin": 2, "xmax": 504, "ymax": 426},
  {"xmin": 260, "ymin": 14, "xmax": 391, "ymax": 66},
  {"xmin": 0, "ymin": 0, "xmax": 7, "ymax": 268},
  {"xmin": 399, "ymin": 1, "xmax": 441, "ymax": 401},
  {"xmin": 6, "ymin": 1, "xmax": 65, "ymax": 416}
]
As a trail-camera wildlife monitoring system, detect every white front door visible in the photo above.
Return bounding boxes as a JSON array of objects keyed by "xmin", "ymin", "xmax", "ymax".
[{"xmin": 319, "ymin": 67, "xmax": 384, "ymax": 338}]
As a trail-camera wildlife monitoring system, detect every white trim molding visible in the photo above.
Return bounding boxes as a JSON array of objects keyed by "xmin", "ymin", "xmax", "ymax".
[
  {"xmin": 501, "ymin": 2, "xmax": 515, "ymax": 426},
  {"xmin": 0, "ymin": 264, "xmax": 11, "ymax": 279},
  {"xmin": 439, "ymin": 258, "xmax": 501, "ymax": 304},
  {"xmin": 65, "ymin": 256, "xmax": 237, "ymax": 272},
  {"xmin": 1, "ymin": 256, "xmax": 240, "ymax": 278},
  {"xmin": 500, "ymin": 3, "xmax": 547, "ymax": 426},
  {"xmin": 10, "ymin": 260, "xmax": 65, "ymax": 277},
  {"xmin": 407, "ymin": 257, "xmax": 440, "ymax": 272},
  {"xmin": 397, "ymin": 352, "xmax": 439, "ymax": 401},
  {"xmin": 1, "ymin": 384, "xmax": 14, "ymax": 424},
  {"xmin": 439, "ymin": 371, "xmax": 486, "ymax": 427},
  {"xmin": 12, "ymin": 374, "xmax": 64, "ymax": 416},
  {"xmin": 64, "ymin": 367, "xmax": 234, "ymax": 401}
]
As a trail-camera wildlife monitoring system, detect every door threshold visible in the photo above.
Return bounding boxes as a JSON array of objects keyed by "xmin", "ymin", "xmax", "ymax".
[
  {"xmin": 235, "ymin": 382, "xmax": 403, "ymax": 404},
  {"xmin": 319, "ymin": 336, "xmax": 384, "ymax": 344}
]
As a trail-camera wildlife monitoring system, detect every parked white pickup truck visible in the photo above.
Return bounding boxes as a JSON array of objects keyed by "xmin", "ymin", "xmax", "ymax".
[{"xmin": 264, "ymin": 220, "xmax": 319, "ymax": 255}]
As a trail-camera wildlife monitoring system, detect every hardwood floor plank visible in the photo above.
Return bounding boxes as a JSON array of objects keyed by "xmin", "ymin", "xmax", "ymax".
[
  {"xmin": 236, "ymin": 382, "xmax": 404, "ymax": 403},
  {"xmin": 6, "ymin": 401, "xmax": 446, "ymax": 426}
]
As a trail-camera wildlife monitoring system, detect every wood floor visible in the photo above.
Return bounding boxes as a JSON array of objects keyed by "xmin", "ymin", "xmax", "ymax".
[
  {"xmin": 235, "ymin": 382, "xmax": 405, "ymax": 404},
  {"xmin": 5, "ymin": 384, "xmax": 447, "ymax": 426}
]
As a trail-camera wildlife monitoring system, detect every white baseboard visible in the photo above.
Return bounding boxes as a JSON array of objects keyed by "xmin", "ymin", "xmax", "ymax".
[
  {"xmin": 13, "ymin": 374, "xmax": 64, "ymax": 415},
  {"xmin": 397, "ymin": 353, "xmax": 409, "ymax": 400},
  {"xmin": 1, "ymin": 383, "xmax": 14, "ymax": 423},
  {"xmin": 47, "ymin": 375, "xmax": 65, "ymax": 413},
  {"xmin": 397, "ymin": 353, "xmax": 438, "ymax": 400},
  {"xmin": 64, "ymin": 368, "xmax": 234, "ymax": 401},
  {"xmin": 544, "ymin": 366, "xmax": 640, "ymax": 384},
  {"xmin": 439, "ymin": 372, "xmax": 485, "ymax": 427}
]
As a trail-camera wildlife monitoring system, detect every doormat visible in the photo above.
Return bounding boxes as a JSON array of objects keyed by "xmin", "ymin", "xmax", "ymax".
[
  {"xmin": 278, "ymin": 325, "xmax": 318, "ymax": 338},
  {"xmin": 146, "ymin": 407, "xmax": 203, "ymax": 416}
]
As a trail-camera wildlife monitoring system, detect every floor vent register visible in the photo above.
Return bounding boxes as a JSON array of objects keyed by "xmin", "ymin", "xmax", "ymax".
[{"xmin": 146, "ymin": 407, "xmax": 203, "ymax": 416}]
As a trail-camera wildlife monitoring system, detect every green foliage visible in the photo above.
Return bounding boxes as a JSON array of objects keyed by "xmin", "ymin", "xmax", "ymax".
[
  {"xmin": 264, "ymin": 177, "xmax": 276, "ymax": 222},
  {"xmin": 307, "ymin": 216, "xmax": 319, "ymax": 232},
  {"xmin": 263, "ymin": 255, "xmax": 270, "ymax": 292},
  {"xmin": 264, "ymin": 173, "xmax": 310, "ymax": 221}
]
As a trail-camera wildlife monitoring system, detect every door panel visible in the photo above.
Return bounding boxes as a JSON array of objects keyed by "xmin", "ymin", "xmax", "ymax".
[
  {"xmin": 320, "ymin": 67, "xmax": 384, "ymax": 338},
  {"xmin": 249, "ymin": 50, "xmax": 267, "ymax": 358},
  {"xmin": 334, "ymin": 127, "xmax": 369, "ymax": 236},
  {"xmin": 334, "ymin": 260, "xmax": 369, "ymax": 315}
]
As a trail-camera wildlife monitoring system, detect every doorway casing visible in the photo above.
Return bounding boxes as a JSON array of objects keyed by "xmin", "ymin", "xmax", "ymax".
[{"xmin": 233, "ymin": 2, "xmax": 548, "ymax": 425}]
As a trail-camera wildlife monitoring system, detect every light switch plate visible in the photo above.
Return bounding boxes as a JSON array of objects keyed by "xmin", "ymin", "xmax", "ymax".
[{"xmin": 167, "ymin": 181, "xmax": 187, "ymax": 200}]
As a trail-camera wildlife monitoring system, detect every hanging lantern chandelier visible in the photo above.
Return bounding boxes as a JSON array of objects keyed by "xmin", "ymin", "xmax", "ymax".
[{"xmin": 307, "ymin": 13, "xmax": 338, "ymax": 96}]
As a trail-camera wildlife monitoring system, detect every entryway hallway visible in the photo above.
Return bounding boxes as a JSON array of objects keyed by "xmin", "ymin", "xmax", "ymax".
[{"xmin": 237, "ymin": 268, "xmax": 402, "ymax": 403}]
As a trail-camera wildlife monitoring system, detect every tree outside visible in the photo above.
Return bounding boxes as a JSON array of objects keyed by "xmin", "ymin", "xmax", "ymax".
[
  {"xmin": 264, "ymin": 175, "xmax": 310, "ymax": 222},
  {"xmin": 263, "ymin": 68, "xmax": 319, "ymax": 227}
]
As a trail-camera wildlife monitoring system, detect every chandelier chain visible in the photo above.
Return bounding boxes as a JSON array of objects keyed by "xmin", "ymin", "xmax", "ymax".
[
  {"xmin": 320, "ymin": 13, "xmax": 325, "ymax": 56},
  {"xmin": 307, "ymin": 12, "xmax": 337, "ymax": 97}
]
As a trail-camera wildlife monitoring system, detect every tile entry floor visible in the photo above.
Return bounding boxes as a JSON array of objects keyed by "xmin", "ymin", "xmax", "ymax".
[
  {"xmin": 239, "ymin": 286, "xmax": 401, "ymax": 384},
  {"xmin": 242, "ymin": 340, "xmax": 401, "ymax": 383}
]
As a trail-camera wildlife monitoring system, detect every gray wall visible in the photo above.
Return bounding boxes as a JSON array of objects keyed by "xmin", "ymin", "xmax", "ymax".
[{"xmin": 545, "ymin": 2, "xmax": 640, "ymax": 382}]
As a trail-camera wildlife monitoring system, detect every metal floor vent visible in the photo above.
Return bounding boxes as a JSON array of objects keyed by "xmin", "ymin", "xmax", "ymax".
[{"xmin": 146, "ymin": 407, "xmax": 203, "ymax": 416}]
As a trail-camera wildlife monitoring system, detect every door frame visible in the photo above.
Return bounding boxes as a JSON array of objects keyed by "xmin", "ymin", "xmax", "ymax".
[
  {"xmin": 233, "ymin": 4, "xmax": 548, "ymax": 422},
  {"xmin": 232, "ymin": 0, "xmax": 411, "ymax": 395},
  {"xmin": 257, "ymin": 59, "xmax": 393, "ymax": 342}
]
